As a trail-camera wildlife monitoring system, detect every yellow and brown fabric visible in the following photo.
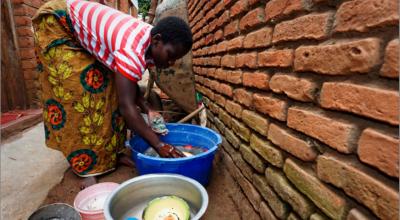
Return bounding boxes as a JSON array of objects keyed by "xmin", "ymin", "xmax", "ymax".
[{"xmin": 33, "ymin": 0, "xmax": 126, "ymax": 177}]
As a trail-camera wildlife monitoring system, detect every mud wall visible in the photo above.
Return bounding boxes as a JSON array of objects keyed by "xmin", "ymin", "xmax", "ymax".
[
  {"xmin": 188, "ymin": 0, "xmax": 399, "ymax": 219},
  {"xmin": 152, "ymin": 0, "xmax": 198, "ymax": 113}
]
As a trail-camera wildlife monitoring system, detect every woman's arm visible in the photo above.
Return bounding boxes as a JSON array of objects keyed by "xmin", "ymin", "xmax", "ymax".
[
  {"xmin": 115, "ymin": 72, "xmax": 161, "ymax": 148},
  {"xmin": 135, "ymin": 84, "xmax": 151, "ymax": 114},
  {"xmin": 115, "ymin": 72, "xmax": 184, "ymax": 158}
]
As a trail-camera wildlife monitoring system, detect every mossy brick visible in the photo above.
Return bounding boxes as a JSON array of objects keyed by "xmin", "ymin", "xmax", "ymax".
[
  {"xmin": 265, "ymin": 167, "xmax": 316, "ymax": 219},
  {"xmin": 223, "ymin": 147, "xmax": 255, "ymax": 182},
  {"xmin": 222, "ymin": 150, "xmax": 262, "ymax": 220},
  {"xmin": 232, "ymin": 151, "xmax": 255, "ymax": 181},
  {"xmin": 242, "ymin": 110, "xmax": 269, "ymax": 137},
  {"xmin": 240, "ymin": 144, "xmax": 266, "ymax": 173},
  {"xmin": 253, "ymin": 174, "xmax": 290, "ymax": 219},
  {"xmin": 260, "ymin": 202, "xmax": 278, "ymax": 220},
  {"xmin": 317, "ymin": 152, "xmax": 398, "ymax": 220},
  {"xmin": 310, "ymin": 213, "xmax": 329, "ymax": 220},
  {"xmin": 268, "ymin": 123, "xmax": 318, "ymax": 161},
  {"xmin": 284, "ymin": 158, "xmax": 351, "ymax": 219},
  {"xmin": 237, "ymin": 172, "xmax": 263, "ymax": 211},
  {"xmin": 206, "ymin": 110, "xmax": 214, "ymax": 122},
  {"xmin": 214, "ymin": 117, "xmax": 226, "ymax": 135},
  {"xmin": 225, "ymin": 100, "xmax": 243, "ymax": 118},
  {"xmin": 219, "ymin": 109, "xmax": 232, "ymax": 128},
  {"xmin": 250, "ymin": 134, "xmax": 284, "ymax": 168},
  {"xmin": 225, "ymin": 128, "xmax": 242, "ymax": 149},
  {"xmin": 346, "ymin": 208, "xmax": 375, "ymax": 220},
  {"xmin": 222, "ymin": 138, "xmax": 237, "ymax": 158},
  {"xmin": 287, "ymin": 212, "xmax": 302, "ymax": 220},
  {"xmin": 224, "ymin": 127, "xmax": 241, "ymax": 149},
  {"xmin": 231, "ymin": 118, "xmax": 251, "ymax": 142}
]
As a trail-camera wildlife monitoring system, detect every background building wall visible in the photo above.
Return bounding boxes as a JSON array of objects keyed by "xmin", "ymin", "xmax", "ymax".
[
  {"xmin": 188, "ymin": 0, "xmax": 399, "ymax": 219},
  {"xmin": 11, "ymin": 0, "xmax": 46, "ymax": 108}
]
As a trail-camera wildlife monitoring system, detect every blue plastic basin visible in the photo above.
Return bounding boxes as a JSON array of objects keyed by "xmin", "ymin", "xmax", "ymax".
[{"xmin": 129, "ymin": 123, "xmax": 222, "ymax": 185}]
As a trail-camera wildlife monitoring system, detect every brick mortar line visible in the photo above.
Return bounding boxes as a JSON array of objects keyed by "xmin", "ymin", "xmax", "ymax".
[
  {"xmin": 13, "ymin": 2, "xmax": 39, "ymax": 10},
  {"xmin": 196, "ymin": 77, "xmax": 397, "ymax": 135}
]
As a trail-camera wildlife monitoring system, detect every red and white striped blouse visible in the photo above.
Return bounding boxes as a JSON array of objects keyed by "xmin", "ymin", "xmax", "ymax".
[{"xmin": 67, "ymin": 0, "xmax": 153, "ymax": 82}]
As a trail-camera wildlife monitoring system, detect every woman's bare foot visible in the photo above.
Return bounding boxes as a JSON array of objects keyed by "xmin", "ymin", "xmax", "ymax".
[
  {"xmin": 118, "ymin": 154, "xmax": 135, "ymax": 168},
  {"xmin": 79, "ymin": 176, "xmax": 97, "ymax": 190}
]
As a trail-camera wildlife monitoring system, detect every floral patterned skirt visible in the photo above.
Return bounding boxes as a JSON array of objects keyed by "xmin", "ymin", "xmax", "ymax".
[{"xmin": 33, "ymin": 0, "xmax": 126, "ymax": 177}]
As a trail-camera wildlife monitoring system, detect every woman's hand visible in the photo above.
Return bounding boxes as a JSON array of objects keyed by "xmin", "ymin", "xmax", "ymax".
[
  {"xmin": 148, "ymin": 110, "xmax": 162, "ymax": 120},
  {"xmin": 155, "ymin": 143, "xmax": 185, "ymax": 158},
  {"xmin": 148, "ymin": 110, "xmax": 168, "ymax": 135}
]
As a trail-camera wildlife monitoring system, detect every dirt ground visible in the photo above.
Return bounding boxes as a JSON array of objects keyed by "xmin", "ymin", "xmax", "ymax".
[{"xmin": 42, "ymin": 151, "xmax": 241, "ymax": 220}]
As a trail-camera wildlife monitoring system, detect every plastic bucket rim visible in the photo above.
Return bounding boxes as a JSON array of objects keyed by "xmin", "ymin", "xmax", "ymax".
[
  {"xmin": 164, "ymin": 123, "xmax": 222, "ymax": 143},
  {"xmin": 73, "ymin": 182, "xmax": 120, "ymax": 214},
  {"xmin": 132, "ymin": 144, "xmax": 218, "ymax": 162},
  {"xmin": 130, "ymin": 131, "xmax": 218, "ymax": 156},
  {"xmin": 129, "ymin": 123, "xmax": 222, "ymax": 162},
  {"xmin": 130, "ymin": 123, "xmax": 222, "ymax": 145}
]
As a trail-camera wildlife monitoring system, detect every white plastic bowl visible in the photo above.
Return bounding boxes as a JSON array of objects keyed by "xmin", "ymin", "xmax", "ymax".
[{"xmin": 74, "ymin": 182, "xmax": 119, "ymax": 220}]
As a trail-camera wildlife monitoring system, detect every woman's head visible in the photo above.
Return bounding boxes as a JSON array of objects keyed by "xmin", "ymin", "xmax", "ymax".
[{"xmin": 149, "ymin": 16, "xmax": 193, "ymax": 68}]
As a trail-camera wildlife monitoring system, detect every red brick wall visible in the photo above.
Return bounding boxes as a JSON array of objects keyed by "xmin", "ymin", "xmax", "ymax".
[
  {"xmin": 12, "ymin": 0, "xmax": 47, "ymax": 108},
  {"xmin": 188, "ymin": 0, "xmax": 399, "ymax": 219}
]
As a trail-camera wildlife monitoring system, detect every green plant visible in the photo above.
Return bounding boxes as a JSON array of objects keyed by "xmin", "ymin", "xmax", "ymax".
[{"xmin": 138, "ymin": 0, "xmax": 151, "ymax": 18}]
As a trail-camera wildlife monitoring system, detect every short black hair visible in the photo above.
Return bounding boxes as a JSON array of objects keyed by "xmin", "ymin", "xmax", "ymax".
[{"xmin": 151, "ymin": 16, "xmax": 193, "ymax": 53}]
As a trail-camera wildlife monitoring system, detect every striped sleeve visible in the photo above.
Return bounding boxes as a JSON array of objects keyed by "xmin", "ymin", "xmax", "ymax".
[{"xmin": 113, "ymin": 49, "xmax": 144, "ymax": 82}]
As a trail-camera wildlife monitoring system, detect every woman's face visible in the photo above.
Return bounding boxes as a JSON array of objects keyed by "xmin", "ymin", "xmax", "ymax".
[{"xmin": 150, "ymin": 34, "xmax": 186, "ymax": 69}]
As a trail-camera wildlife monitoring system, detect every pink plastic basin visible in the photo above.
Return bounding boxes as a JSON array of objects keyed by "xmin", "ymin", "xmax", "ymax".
[{"xmin": 74, "ymin": 182, "xmax": 119, "ymax": 220}]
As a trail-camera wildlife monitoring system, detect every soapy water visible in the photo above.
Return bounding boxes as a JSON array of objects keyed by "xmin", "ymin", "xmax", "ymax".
[{"xmin": 143, "ymin": 145, "xmax": 208, "ymax": 158}]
